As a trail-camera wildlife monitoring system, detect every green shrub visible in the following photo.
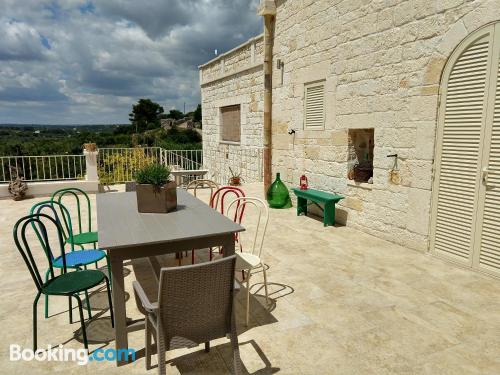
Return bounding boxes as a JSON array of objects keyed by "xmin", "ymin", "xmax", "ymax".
[{"xmin": 134, "ymin": 163, "xmax": 171, "ymax": 187}]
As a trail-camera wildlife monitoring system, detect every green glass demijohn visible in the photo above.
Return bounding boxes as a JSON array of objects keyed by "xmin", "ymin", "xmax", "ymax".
[{"xmin": 266, "ymin": 173, "xmax": 292, "ymax": 209}]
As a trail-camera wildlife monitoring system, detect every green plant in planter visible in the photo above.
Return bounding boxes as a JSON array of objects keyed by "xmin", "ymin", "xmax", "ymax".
[
  {"xmin": 134, "ymin": 163, "xmax": 171, "ymax": 189},
  {"xmin": 134, "ymin": 163, "xmax": 177, "ymax": 213},
  {"xmin": 228, "ymin": 167, "xmax": 243, "ymax": 186}
]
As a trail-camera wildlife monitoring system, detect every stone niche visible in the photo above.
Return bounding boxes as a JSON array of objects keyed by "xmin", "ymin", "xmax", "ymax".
[{"xmin": 347, "ymin": 128, "xmax": 374, "ymax": 183}]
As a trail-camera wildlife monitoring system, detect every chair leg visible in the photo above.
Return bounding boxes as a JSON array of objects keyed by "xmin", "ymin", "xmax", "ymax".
[
  {"xmin": 245, "ymin": 271, "xmax": 251, "ymax": 326},
  {"xmin": 205, "ymin": 342, "xmax": 210, "ymax": 353},
  {"xmin": 145, "ymin": 318, "xmax": 152, "ymax": 370},
  {"xmin": 157, "ymin": 324, "xmax": 166, "ymax": 375},
  {"xmin": 104, "ymin": 276, "xmax": 114, "ymax": 328},
  {"xmin": 262, "ymin": 263, "xmax": 269, "ymax": 304},
  {"xmin": 69, "ymin": 296, "xmax": 73, "ymax": 324},
  {"xmin": 73, "ymin": 295, "xmax": 88, "ymax": 350},
  {"xmin": 44, "ymin": 269, "xmax": 50, "ymax": 319},
  {"xmin": 33, "ymin": 292, "xmax": 41, "ymax": 351},
  {"xmin": 84, "ymin": 290, "xmax": 92, "ymax": 319},
  {"xmin": 230, "ymin": 313, "xmax": 242, "ymax": 375},
  {"xmin": 106, "ymin": 255, "xmax": 112, "ymax": 289}
]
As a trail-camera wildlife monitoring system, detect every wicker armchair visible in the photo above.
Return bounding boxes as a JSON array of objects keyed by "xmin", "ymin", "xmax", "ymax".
[{"xmin": 133, "ymin": 255, "xmax": 242, "ymax": 375}]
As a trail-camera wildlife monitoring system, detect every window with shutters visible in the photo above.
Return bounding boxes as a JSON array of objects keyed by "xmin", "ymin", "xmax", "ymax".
[
  {"xmin": 304, "ymin": 81, "xmax": 325, "ymax": 129},
  {"xmin": 220, "ymin": 105, "xmax": 241, "ymax": 143}
]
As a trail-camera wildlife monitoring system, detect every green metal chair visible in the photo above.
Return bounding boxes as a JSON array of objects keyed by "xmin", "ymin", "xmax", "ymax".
[
  {"xmin": 51, "ymin": 188, "xmax": 98, "ymax": 249},
  {"xmin": 30, "ymin": 201, "xmax": 111, "ymax": 320},
  {"xmin": 13, "ymin": 213, "xmax": 114, "ymax": 351}
]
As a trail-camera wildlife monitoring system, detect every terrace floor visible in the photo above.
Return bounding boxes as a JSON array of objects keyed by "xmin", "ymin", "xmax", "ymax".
[{"xmin": 1, "ymin": 183, "xmax": 500, "ymax": 375}]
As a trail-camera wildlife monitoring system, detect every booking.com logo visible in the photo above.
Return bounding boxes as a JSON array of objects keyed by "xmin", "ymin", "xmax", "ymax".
[{"xmin": 9, "ymin": 344, "xmax": 136, "ymax": 366}]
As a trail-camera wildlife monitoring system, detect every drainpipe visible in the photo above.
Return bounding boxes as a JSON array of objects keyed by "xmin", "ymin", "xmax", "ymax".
[{"xmin": 258, "ymin": 0, "xmax": 276, "ymax": 192}]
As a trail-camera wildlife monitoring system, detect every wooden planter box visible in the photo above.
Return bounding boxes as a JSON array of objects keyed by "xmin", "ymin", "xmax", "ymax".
[{"xmin": 136, "ymin": 182, "xmax": 177, "ymax": 213}]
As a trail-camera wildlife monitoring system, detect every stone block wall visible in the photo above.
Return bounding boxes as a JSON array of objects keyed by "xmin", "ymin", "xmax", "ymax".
[
  {"xmin": 271, "ymin": 0, "xmax": 500, "ymax": 251},
  {"xmin": 200, "ymin": 35, "xmax": 265, "ymax": 184}
]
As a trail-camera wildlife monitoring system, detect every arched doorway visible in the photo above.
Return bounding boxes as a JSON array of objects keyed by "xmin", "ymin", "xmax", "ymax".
[{"xmin": 430, "ymin": 22, "xmax": 500, "ymax": 277}]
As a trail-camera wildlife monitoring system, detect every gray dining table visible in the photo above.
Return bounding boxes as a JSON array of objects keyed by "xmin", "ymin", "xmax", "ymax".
[{"xmin": 97, "ymin": 189, "xmax": 245, "ymax": 365}]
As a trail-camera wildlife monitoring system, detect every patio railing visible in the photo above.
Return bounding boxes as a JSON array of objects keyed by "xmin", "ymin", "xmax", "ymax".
[
  {"xmin": 97, "ymin": 147, "xmax": 203, "ymax": 184},
  {"xmin": 0, "ymin": 155, "xmax": 86, "ymax": 182}
]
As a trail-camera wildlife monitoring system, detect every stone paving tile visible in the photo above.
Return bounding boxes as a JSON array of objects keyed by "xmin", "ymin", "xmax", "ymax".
[{"xmin": 0, "ymin": 182, "xmax": 499, "ymax": 374}]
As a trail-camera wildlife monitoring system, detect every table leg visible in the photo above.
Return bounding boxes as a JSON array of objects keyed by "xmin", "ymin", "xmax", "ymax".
[
  {"xmin": 297, "ymin": 197, "xmax": 307, "ymax": 216},
  {"xmin": 222, "ymin": 234, "xmax": 236, "ymax": 257},
  {"xmin": 324, "ymin": 201, "xmax": 335, "ymax": 227},
  {"xmin": 110, "ymin": 256, "xmax": 129, "ymax": 366}
]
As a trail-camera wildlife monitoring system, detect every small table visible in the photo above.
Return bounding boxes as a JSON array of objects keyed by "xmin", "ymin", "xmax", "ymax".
[
  {"xmin": 292, "ymin": 188, "xmax": 344, "ymax": 227},
  {"xmin": 97, "ymin": 190, "xmax": 244, "ymax": 365}
]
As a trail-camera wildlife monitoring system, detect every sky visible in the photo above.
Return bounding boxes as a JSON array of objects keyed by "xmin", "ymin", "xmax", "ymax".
[{"xmin": 0, "ymin": 0, "xmax": 261, "ymax": 124}]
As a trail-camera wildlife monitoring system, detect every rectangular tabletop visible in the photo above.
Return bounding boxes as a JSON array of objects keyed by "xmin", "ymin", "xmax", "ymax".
[{"xmin": 97, "ymin": 189, "xmax": 245, "ymax": 252}]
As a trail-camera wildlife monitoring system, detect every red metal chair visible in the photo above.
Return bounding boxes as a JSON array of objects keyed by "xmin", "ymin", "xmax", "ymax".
[{"xmin": 191, "ymin": 186, "xmax": 245, "ymax": 264}]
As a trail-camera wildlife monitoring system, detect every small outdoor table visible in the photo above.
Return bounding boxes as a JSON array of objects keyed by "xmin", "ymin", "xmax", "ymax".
[
  {"xmin": 292, "ymin": 188, "xmax": 344, "ymax": 227},
  {"xmin": 97, "ymin": 190, "xmax": 244, "ymax": 365}
]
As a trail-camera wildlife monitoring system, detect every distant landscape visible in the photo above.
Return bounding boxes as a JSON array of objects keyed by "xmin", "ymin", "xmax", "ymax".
[{"xmin": 0, "ymin": 99, "xmax": 202, "ymax": 157}]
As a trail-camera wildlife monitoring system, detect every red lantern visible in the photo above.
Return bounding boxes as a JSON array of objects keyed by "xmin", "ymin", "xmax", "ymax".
[{"xmin": 299, "ymin": 174, "xmax": 308, "ymax": 190}]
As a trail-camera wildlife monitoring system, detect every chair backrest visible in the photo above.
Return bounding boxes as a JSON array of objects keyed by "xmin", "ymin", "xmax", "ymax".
[
  {"xmin": 30, "ymin": 200, "xmax": 75, "ymax": 253},
  {"xmin": 13, "ymin": 213, "xmax": 68, "ymax": 292},
  {"xmin": 51, "ymin": 187, "xmax": 92, "ymax": 235},
  {"xmin": 210, "ymin": 186, "xmax": 245, "ymax": 222},
  {"xmin": 185, "ymin": 179, "xmax": 219, "ymax": 198},
  {"xmin": 157, "ymin": 255, "xmax": 236, "ymax": 347},
  {"xmin": 227, "ymin": 197, "xmax": 269, "ymax": 258}
]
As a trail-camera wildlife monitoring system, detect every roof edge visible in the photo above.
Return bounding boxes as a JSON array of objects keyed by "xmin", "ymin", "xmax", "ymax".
[{"xmin": 198, "ymin": 33, "xmax": 264, "ymax": 69}]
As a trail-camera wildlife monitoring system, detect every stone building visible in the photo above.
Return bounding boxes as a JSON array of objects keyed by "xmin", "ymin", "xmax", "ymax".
[{"xmin": 199, "ymin": 0, "xmax": 500, "ymax": 277}]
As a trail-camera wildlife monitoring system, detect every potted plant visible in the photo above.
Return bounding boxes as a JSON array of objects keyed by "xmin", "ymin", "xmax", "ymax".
[
  {"xmin": 134, "ymin": 163, "xmax": 177, "ymax": 213},
  {"xmin": 8, "ymin": 167, "xmax": 28, "ymax": 201},
  {"xmin": 228, "ymin": 167, "xmax": 243, "ymax": 186}
]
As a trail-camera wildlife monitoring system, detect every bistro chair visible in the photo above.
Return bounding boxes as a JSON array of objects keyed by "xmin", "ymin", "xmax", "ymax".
[
  {"xmin": 183, "ymin": 179, "xmax": 219, "ymax": 264},
  {"xmin": 133, "ymin": 255, "xmax": 241, "ymax": 375},
  {"xmin": 51, "ymin": 187, "xmax": 98, "ymax": 249},
  {"xmin": 187, "ymin": 186, "xmax": 246, "ymax": 264},
  {"xmin": 206, "ymin": 186, "xmax": 246, "ymax": 262},
  {"xmin": 185, "ymin": 179, "xmax": 219, "ymax": 199},
  {"xmin": 30, "ymin": 200, "xmax": 110, "ymax": 319},
  {"xmin": 13, "ymin": 213, "xmax": 114, "ymax": 351},
  {"xmin": 227, "ymin": 197, "xmax": 269, "ymax": 326}
]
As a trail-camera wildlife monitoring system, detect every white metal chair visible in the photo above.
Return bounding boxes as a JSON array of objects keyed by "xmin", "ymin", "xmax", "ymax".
[
  {"xmin": 185, "ymin": 179, "xmax": 219, "ymax": 199},
  {"xmin": 227, "ymin": 197, "xmax": 269, "ymax": 326}
]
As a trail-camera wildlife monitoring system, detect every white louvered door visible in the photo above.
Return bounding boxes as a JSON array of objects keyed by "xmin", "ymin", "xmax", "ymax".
[
  {"xmin": 432, "ymin": 23, "xmax": 500, "ymax": 277},
  {"xmin": 475, "ymin": 24, "xmax": 500, "ymax": 275}
]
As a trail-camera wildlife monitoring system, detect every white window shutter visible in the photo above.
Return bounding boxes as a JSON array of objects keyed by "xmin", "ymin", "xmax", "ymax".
[{"xmin": 304, "ymin": 82, "xmax": 325, "ymax": 129}]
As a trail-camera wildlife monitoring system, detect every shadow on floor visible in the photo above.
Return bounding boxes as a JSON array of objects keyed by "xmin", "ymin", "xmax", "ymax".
[{"xmin": 144, "ymin": 339, "xmax": 280, "ymax": 375}]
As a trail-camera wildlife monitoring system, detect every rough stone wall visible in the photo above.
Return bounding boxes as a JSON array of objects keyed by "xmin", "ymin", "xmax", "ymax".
[
  {"xmin": 200, "ymin": 36, "xmax": 265, "ymax": 184},
  {"xmin": 271, "ymin": 0, "xmax": 500, "ymax": 251}
]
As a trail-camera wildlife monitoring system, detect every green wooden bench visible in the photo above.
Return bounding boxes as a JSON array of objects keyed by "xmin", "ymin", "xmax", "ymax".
[{"xmin": 292, "ymin": 188, "xmax": 344, "ymax": 227}]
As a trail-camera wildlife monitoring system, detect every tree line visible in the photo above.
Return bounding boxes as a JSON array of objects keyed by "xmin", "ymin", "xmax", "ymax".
[{"xmin": 0, "ymin": 99, "xmax": 203, "ymax": 156}]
